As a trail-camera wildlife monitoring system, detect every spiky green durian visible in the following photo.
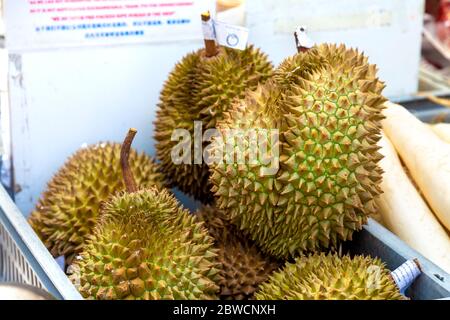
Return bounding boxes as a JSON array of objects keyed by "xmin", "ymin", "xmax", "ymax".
[
  {"xmin": 196, "ymin": 206, "xmax": 280, "ymax": 300},
  {"xmin": 28, "ymin": 143, "xmax": 166, "ymax": 264},
  {"xmin": 154, "ymin": 46, "xmax": 273, "ymax": 204},
  {"xmin": 209, "ymin": 44, "xmax": 386, "ymax": 259},
  {"xmin": 70, "ymin": 188, "xmax": 220, "ymax": 300},
  {"xmin": 255, "ymin": 253, "xmax": 405, "ymax": 300}
]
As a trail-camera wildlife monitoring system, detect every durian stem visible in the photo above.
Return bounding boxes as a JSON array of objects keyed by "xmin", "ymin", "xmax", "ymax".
[
  {"xmin": 120, "ymin": 128, "xmax": 138, "ymax": 193},
  {"xmin": 201, "ymin": 11, "xmax": 219, "ymax": 57}
]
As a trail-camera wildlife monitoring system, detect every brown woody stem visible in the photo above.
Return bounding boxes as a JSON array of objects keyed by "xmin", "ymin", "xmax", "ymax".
[
  {"xmin": 120, "ymin": 128, "xmax": 138, "ymax": 193},
  {"xmin": 202, "ymin": 11, "xmax": 218, "ymax": 57}
]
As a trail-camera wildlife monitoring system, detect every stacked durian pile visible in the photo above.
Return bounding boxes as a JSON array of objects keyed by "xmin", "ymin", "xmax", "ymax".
[{"xmin": 29, "ymin": 27, "xmax": 419, "ymax": 300}]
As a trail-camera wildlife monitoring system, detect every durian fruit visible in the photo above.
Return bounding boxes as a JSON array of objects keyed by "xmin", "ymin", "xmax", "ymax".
[
  {"xmin": 255, "ymin": 253, "xmax": 406, "ymax": 300},
  {"xmin": 154, "ymin": 45, "xmax": 273, "ymax": 204},
  {"xmin": 209, "ymin": 44, "xmax": 386, "ymax": 259},
  {"xmin": 69, "ymin": 129, "xmax": 219, "ymax": 300},
  {"xmin": 28, "ymin": 142, "xmax": 166, "ymax": 265},
  {"xmin": 71, "ymin": 188, "xmax": 219, "ymax": 300},
  {"xmin": 196, "ymin": 206, "xmax": 280, "ymax": 300}
]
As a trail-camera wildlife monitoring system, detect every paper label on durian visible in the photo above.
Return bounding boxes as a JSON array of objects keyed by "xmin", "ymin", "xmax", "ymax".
[
  {"xmin": 295, "ymin": 26, "xmax": 314, "ymax": 49},
  {"xmin": 5, "ymin": 0, "xmax": 215, "ymax": 51},
  {"xmin": 214, "ymin": 20, "xmax": 249, "ymax": 50}
]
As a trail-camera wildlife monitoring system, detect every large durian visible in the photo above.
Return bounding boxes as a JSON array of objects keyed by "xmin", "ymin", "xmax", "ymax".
[
  {"xmin": 28, "ymin": 142, "xmax": 166, "ymax": 265},
  {"xmin": 69, "ymin": 130, "xmax": 219, "ymax": 300},
  {"xmin": 154, "ymin": 45, "xmax": 273, "ymax": 204},
  {"xmin": 196, "ymin": 206, "xmax": 280, "ymax": 300},
  {"xmin": 209, "ymin": 44, "xmax": 386, "ymax": 259},
  {"xmin": 255, "ymin": 253, "xmax": 406, "ymax": 300}
]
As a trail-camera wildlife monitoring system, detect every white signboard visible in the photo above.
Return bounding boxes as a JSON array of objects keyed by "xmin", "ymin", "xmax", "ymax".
[{"xmin": 5, "ymin": 0, "xmax": 213, "ymax": 51}]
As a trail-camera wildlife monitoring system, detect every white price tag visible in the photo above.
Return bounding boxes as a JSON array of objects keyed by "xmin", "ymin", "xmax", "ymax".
[
  {"xmin": 214, "ymin": 20, "xmax": 249, "ymax": 50},
  {"xmin": 295, "ymin": 26, "xmax": 314, "ymax": 49}
]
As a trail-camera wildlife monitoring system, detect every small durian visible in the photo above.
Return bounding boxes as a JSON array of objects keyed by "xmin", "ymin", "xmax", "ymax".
[
  {"xmin": 196, "ymin": 206, "xmax": 280, "ymax": 300},
  {"xmin": 209, "ymin": 44, "xmax": 386, "ymax": 259},
  {"xmin": 255, "ymin": 253, "xmax": 406, "ymax": 300},
  {"xmin": 28, "ymin": 142, "xmax": 166, "ymax": 265},
  {"xmin": 154, "ymin": 26, "xmax": 273, "ymax": 203},
  {"xmin": 69, "ymin": 129, "xmax": 219, "ymax": 300}
]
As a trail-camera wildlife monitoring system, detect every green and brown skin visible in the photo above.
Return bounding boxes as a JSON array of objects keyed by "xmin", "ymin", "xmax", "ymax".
[
  {"xmin": 197, "ymin": 206, "xmax": 281, "ymax": 300},
  {"xmin": 255, "ymin": 253, "xmax": 406, "ymax": 300},
  {"xmin": 154, "ymin": 43, "xmax": 273, "ymax": 204},
  {"xmin": 209, "ymin": 44, "xmax": 386, "ymax": 259},
  {"xmin": 28, "ymin": 142, "xmax": 166, "ymax": 266},
  {"xmin": 70, "ymin": 129, "xmax": 220, "ymax": 300}
]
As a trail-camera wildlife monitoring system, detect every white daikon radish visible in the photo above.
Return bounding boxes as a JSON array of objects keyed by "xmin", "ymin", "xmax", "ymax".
[
  {"xmin": 430, "ymin": 123, "xmax": 450, "ymax": 143},
  {"xmin": 376, "ymin": 132, "xmax": 450, "ymax": 273},
  {"xmin": 383, "ymin": 102, "xmax": 450, "ymax": 232}
]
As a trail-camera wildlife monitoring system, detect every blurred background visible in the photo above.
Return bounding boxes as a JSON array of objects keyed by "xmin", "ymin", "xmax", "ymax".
[{"xmin": 0, "ymin": 0, "xmax": 449, "ymax": 215}]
